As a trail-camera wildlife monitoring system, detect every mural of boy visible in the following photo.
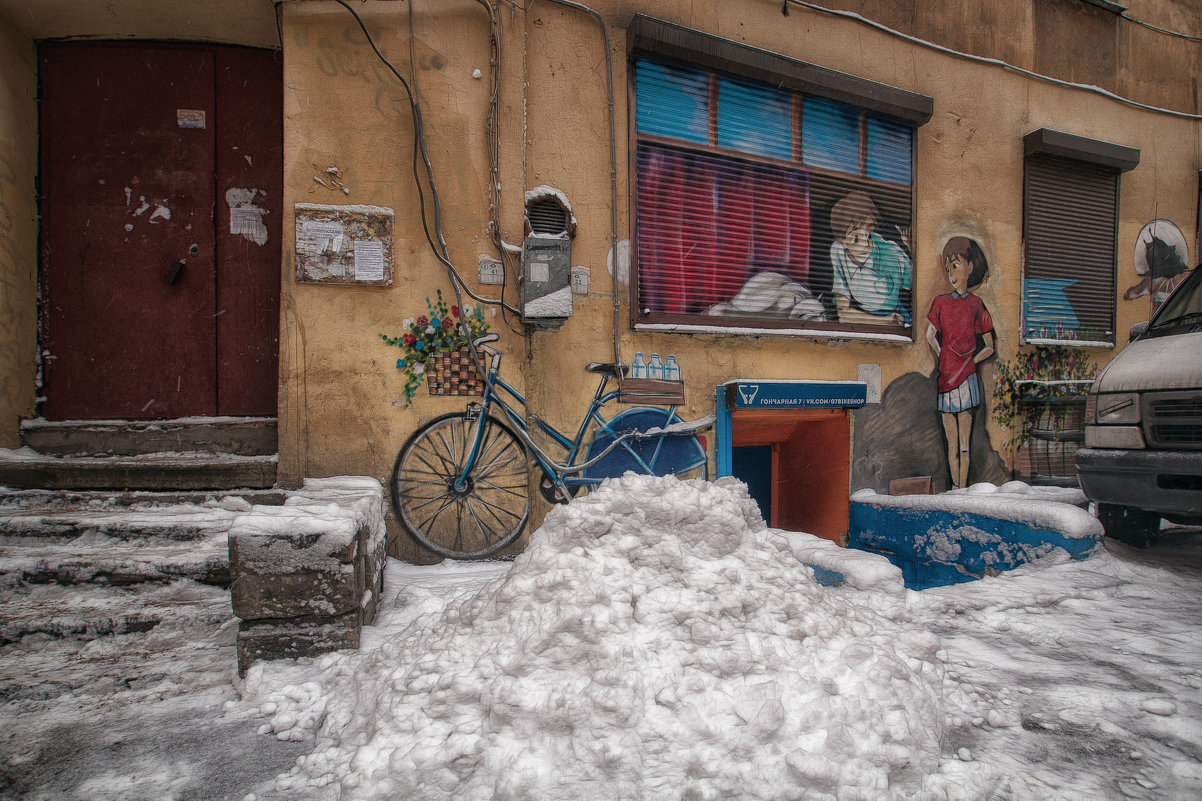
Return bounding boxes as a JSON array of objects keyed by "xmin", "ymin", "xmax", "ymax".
[
  {"xmin": 926, "ymin": 237, "xmax": 995, "ymax": 489},
  {"xmin": 828, "ymin": 190, "xmax": 912, "ymax": 326}
]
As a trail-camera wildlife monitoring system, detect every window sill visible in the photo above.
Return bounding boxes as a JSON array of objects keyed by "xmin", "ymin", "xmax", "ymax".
[
  {"xmin": 635, "ymin": 321, "xmax": 914, "ymax": 344},
  {"xmin": 1022, "ymin": 337, "xmax": 1115, "ymax": 349}
]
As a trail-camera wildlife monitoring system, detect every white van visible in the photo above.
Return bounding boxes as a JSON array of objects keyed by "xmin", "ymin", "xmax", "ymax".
[{"xmin": 1076, "ymin": 267, "xmax": 1202, "ymax": 546}]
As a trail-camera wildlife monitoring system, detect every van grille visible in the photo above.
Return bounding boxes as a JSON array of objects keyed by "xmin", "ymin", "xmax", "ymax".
[{"xmin": 1145, "ymin": 391, "xmax": 1202, "ymax": 449}]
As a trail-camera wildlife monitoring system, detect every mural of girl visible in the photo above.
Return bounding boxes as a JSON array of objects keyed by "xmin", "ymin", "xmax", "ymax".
[{"xmin": 926, "ymin": 237, "xmax": 995, "ymax": 489}]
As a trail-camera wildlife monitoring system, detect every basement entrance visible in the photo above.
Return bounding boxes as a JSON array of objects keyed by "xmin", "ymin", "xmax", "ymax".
[{"xmin": 715, "ymin": 380, "xmax": 867, "ymax": 544}]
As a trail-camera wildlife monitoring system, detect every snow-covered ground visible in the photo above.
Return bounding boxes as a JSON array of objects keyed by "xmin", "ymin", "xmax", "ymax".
[{"xmin": 4, "ymin": 474, "xmax": 1201, "ymax": 800}]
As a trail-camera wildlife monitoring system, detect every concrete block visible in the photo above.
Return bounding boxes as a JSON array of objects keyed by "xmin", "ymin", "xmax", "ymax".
[
  {"xmin": 227, "ymin": 478, "xmax": 389, "ymax": 672},
  {"xmin": 230, "ymin": 563, "xmax": 361, "ymax": 619},
  {"xmin": 237, "ymin": 611, "xmax": 361, "ymax": 676},
  {"xmin": 229, "ymin": 508, "xmax": 361, "ymax": 619}
]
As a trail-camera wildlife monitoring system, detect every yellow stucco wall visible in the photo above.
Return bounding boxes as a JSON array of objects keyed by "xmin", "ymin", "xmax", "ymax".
[
  {"xmin": 271, "ymin": 0, "xmax": 1200, "ymax": 560},
  {"xmin": 276, "ymin": 2, "xmax": 533, "ymax": 561},
  {"xmin": 520, "ymin": 1, "xmax": 1197, "ymax": 466},
  {"xmin": 0, "ymin": 0, "xmax": 280, "ymax": 48},
  {"xmin": 0, "ymin": 0, "xmax": 1197, "ymax": 561},
  {"xmin": 0, "ymin": 14, "xmax": 38, "ymax": 449}
]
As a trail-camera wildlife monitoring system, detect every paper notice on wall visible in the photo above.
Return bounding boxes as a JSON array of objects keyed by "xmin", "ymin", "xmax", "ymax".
[
  {"xmin": 177, "ymin": 109, "xmax": 206, "ymax": 129},
  {"xmin": 354, "ymin": 240, "xmax": 385, "ymax": 282},
  {"xmin": 301, "ymin": 221, "xmax": 345, "ymax": 253},
  {"xmin": 294, "ymin": 203, "xmax": 394, "ymax": 285},
  {"xmin": 227, "ymin": 188, "xmax": 270, "ymax": 246}
]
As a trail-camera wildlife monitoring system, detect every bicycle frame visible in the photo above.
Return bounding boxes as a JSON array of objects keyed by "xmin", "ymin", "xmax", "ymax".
[{"xmin": 456, "ymin": 340, "xmax": 702, "ymax": 500}]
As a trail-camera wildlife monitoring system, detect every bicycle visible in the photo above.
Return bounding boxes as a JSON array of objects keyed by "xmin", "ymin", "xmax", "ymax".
[{"xmin": 390, "ymin": 334, "xmax": 713, "ymax": 559}]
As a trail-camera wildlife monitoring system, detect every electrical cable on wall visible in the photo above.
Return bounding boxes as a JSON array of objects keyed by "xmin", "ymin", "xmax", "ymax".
[
  {"xmin": 426, "ymin": 0, "xmax": 528, "ymax": 339},
  {"xmin": 538, "ymin": 0, "xmax": 624, "ymax": 372},
  {"xmin": 780, "ymin": 0, "xmax": 1202, "ymax": 121},
  {"xmin": 1120, "ymin": 10, "xmax": 1202, "ymax": 43},
  {"xmin": 328, "ymin": 0, "xmax": 525, "ymax": 343}
]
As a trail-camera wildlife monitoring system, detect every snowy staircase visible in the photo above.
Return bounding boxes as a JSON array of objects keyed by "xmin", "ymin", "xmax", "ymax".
[
  {"xmin": 0, "ymin": 417, "xmax": 278, "ymax": 491},
  {"xmin": 0, "ymin": 490, "xmax": 247, "ymax": 592},
  {"xmin": 0, "ymin": 489, "xmax": 275, "ymax": 684},
  {"xmin": 0, "ymin": 476, "xmax": 384, "ymax": 697}
]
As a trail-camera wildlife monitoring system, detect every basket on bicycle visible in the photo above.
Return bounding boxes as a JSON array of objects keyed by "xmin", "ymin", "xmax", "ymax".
[{"xmin": 426, "ymin": 346, "xmax": 484, "ymax": 397}]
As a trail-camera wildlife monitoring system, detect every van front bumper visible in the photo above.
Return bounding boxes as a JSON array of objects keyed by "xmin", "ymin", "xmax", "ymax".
[{"xmin": 1075, "ymin": 447, "xmax": 1202, "ymax": 522}]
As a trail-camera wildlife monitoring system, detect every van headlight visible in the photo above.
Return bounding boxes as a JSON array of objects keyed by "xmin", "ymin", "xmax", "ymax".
[{"xmin": 1093, "ymin": 392, "xmax": 1141, "ymax": 425}]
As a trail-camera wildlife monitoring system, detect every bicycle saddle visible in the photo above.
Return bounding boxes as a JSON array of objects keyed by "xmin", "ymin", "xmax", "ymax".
[{"xmin": 584, "ymin": 362, "xmax": 629, "ymax": 379}]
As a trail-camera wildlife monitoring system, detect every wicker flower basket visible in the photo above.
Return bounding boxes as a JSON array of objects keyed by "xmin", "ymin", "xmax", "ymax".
[{"xmin": 426, "ymin": 347, "xmax": 484, "ymax": 396}]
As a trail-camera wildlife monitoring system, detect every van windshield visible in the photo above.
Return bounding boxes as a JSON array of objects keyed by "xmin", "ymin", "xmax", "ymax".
[{"xmin": 1145, "ymin": 267, "xmax": 1202, "ymax": 338}]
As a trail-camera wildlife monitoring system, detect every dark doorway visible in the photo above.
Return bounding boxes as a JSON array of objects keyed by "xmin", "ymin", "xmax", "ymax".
[
  {"xmin": 732, "ymin": 445, "xmax": 773, "ymax": 523},
  {"xmin": 38, "ymin": 42, "xmax": 281, "ymax": 420},
  {"xmin": 730, "ymin": 409, "xmax": 851, "ymax": 542}
]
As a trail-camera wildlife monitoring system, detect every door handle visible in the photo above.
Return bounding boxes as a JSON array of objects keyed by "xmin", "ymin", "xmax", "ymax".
[
  {"xmin": 165, "ymin": 260, "xmax": 186, "ymax": 285},
  {"xmin": 165, "ymin": 245, "xmax": 199, "ymax": 286}
]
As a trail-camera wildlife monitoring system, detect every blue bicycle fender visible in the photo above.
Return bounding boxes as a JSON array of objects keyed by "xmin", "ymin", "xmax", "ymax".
[{"xmin": 582, "ymin": 407, "xmax": 706, "ymax": 481}]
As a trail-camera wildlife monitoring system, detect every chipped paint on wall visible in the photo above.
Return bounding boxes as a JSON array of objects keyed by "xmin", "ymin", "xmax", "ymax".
[
  {"xmin": 123, "ymin": 186, "xmax": 171, "ymax": 232},
  {"xmin": 311, "ymin": 164, "xmax": 351, "ymax": 195}
]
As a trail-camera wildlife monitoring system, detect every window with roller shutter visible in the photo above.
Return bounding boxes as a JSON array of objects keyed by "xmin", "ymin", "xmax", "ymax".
[
  {"xmin": 627, "ymin": 16, "xmax": 932, "ymax": 337},
  {"xmin": 1021, "ymin": 128, "xmax": 1140, "ymax": 347}
]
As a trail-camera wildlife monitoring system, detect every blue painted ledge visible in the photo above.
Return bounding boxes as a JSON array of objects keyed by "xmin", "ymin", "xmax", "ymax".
[{"xmin": 847, "ymin": 482, "xmax": 1104, "ymax": 590}]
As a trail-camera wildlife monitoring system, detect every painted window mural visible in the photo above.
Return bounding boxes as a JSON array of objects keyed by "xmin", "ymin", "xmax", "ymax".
[{"xmin": 632, "ymin": 58, "xmax": 917, "ymax": 333}]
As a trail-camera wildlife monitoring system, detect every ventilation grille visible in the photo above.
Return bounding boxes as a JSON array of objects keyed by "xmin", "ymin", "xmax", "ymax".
[{"xmin": 527, "ymin": 197, "xmax": 570, "ymax": 236}]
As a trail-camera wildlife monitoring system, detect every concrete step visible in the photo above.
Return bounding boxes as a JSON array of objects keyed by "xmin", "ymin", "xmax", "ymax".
[
  {"xmin": 0, "ymin": 524, "xmax": 234, "ymax": 588},
  {"xmin": 0, "ymin": 486, "xmax": 288, "ymax": 513},
  {"xmin": 20, "ymin": 417, "xmax": 277, "ymax": 457},
  {"xmin": 0, "ymin": 490, "xmax": 254, "ymax": 591},
  {"xmin": 0, "ymin": 451, "xmax": 278, "ymax": 491},
  {"xmin": 0, "ymin": 579, "xmax": 234, "ymax": 701},
  {"xmin": 0, "ymin": 489, "xmax": 284, "ymax": 541}
]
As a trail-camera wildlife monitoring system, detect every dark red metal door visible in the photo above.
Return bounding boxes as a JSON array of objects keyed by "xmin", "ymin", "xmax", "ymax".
[
  {"xmin": 214, "ymin": 48, "xmax": 282, "ymax": 416},
  {"xmin": 39, "ymin": 43, "xmax": 280, "ymax": 420}
]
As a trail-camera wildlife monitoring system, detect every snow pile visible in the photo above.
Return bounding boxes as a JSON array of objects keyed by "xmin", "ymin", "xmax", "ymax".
[{"xmin": 243, "ymin": 474, "xmax": 966, "ymax": 800}]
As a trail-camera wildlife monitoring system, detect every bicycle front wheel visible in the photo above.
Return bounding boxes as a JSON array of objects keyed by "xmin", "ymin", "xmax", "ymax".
[{"xmin": 391, "ymin": 412, "xmax": 530, "ymax": 559}]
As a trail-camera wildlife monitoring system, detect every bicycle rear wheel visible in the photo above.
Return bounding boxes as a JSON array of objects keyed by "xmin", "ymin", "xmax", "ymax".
[{"xmin": 391, "ymin": 412, "xmax": 530, "ymax": 559}]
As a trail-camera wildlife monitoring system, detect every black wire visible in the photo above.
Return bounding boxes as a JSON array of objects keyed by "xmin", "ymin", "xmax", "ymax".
[
  {"xmin": 331, "ymin": 0, "xmax": 415, "ymax": 97},
  {"xmin": 1121, "ymin": 12, "xmax": 1202, "ymax": 43},
  {"xmin": 330, "ymin": 0, "xmax": 525, "ymax": 324}
]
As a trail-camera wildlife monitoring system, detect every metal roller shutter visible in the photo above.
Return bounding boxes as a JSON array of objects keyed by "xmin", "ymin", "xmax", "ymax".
[{"xmin": 1022, "ymin": 154, "xmax": 1119, "ymax": 345}]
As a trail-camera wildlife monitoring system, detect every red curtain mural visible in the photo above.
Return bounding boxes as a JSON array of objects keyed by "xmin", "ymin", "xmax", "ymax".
[{"xmin": 637, "ymin": 143, "xmax": 811, "ymax": 315}]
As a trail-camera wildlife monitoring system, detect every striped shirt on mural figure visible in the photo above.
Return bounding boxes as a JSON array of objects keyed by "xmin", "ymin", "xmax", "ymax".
[
  {"xmin": 828, "ymin": 191, "xmax": 913, "ymax": 327},
  {"xmin": 926, "ymin": 237, "xmax": 995, "ymax": 489}
]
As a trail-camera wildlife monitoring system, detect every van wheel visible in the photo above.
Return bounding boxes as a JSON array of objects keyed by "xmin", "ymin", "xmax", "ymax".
[{"xmin": 1097, "ymin": 504, "xmax": 1161, "ymax": 548}]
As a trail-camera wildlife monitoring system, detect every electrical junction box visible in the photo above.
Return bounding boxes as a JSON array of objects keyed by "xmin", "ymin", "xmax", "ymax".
[{"xmin": 520, "ymin": 234, "xmax": 572, "ymax": 327}]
